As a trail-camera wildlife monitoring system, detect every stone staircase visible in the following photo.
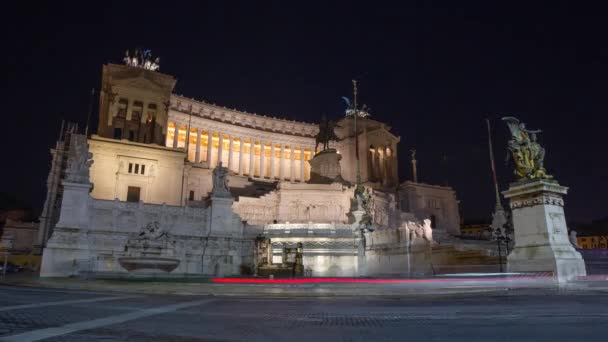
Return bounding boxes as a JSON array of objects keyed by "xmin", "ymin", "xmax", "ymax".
[{"xmin": 431, "ymin": 243, "xmax": 503, "ymax": 275}]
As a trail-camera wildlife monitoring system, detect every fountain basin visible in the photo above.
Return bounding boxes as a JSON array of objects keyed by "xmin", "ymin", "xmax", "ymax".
[{"xmin": 118, "ymin": 257, "xmax": 180, "ymax": 273}]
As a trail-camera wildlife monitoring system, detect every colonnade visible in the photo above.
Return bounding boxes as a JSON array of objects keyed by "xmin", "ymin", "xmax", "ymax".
[
  {"xmin": 166, "ymin": 122, "xmax": 313, "ymax": 182},
  {"xmin": 368, "ymin": 145, "xmax": 396, "ymax": 184}
]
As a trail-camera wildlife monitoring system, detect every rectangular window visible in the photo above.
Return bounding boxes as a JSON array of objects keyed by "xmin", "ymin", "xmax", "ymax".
[
  {"xmin": 128, "ymin": 163, "xmax": 133, "ymax": 173},
  {"xmin": 141, "ymin": 165, "xmax": 145, "ymax": 175},
  {"xmin": 134, "ymin": 164, "xmax": 139, "ymax": 174},
  {"xmin": 114, "ymin": 128, "xmax": 122, "ymax": 139},
  {"xmin": 126, "ymin": 186, "xmax": 141, "ymax": 202}
]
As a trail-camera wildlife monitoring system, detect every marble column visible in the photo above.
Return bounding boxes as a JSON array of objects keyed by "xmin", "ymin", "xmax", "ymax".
[
  {"xmin": 206, "ymin": 132, "xmax": 213, "ymax": 165},
  {"xmin": 290, "ymin": 145, "xmax": 296, "ymax": 181},
  {"xmin": 172, "ymin": 124, "xmax": 179, "ymax": 148},
  {"xmin": 238, "ymin": 138, "xmax": 244, "ymax": 176},
  {"xmin": 270, "ymin": 144, "xmax": 275, "ymax": 179},
  {"xmin": 195, "ymin": 129, "xmax": 201, "ymax": 163},
  {"xmin": 300, "ymin": 147, "xmax": 305, "ymax": 182},
  {"xmin": 227, "ymin": 136, "xmax": 234, "ymax": 171},
  {"xmin": 249, "ymin": 140, "xmax": 255, "ymax": 177},
  {"xmin": 217, "ymin": 134, "xmax": 224, "ymax": 164},
  {"xmin": 259, "ymin": 142, "xmax": 265, "ymax": 179},
  {"xmin": 374, "ymin": 149, "xmax": 381, "ymax": 182},
  {"xmin": 279, "ymin": 144, "xmax": 285, "ymax": 180}
]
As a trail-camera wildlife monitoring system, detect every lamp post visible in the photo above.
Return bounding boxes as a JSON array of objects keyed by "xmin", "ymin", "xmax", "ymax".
[{"xmin": 493, "ymin": 226, "xmax": 512, "ymax": 272}]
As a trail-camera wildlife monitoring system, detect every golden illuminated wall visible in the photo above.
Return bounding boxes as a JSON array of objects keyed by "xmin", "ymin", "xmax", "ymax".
[
  {"xmin": 88, "ymin": 135, "xmax": 186, "ymax": 205},
  {"xmin": 577, "ymin": 236, "xmax": 608, "ymax": 249},
  {"xmin": 165, "ymin": 119, "xmax": 313, "ymax": 182}
]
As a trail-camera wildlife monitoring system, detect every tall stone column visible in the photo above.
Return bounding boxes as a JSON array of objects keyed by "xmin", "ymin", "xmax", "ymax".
[
  {"xmin": 227, "ymin": 136, "xmax": 234, "ymax": 171},
  {"xmin": 259, "ymin": 142, "xmax": 265, "ymax": 179},
  {"xmin": 279, "ymin": 144, "xmax": 285, "ymax": 180},
  {"xmin": 172, "ymin": 124, "xmax": 179, "ymax": 148},
  {"xmin": 270, "ymin": 144, "xmax": 275, "ymax": 179},
  {"xmin": 299, "ymin": 147, "xmax": 305, "ymax": 182},
  {"xmin": 374, "ymin": 149, "xmax": 381, "ymax": 182},
  {"xmin": 195, "ymin": 129, "xmax": 201, "ymax": 163},
  {"xmin": 249, "ymin": 140, "xmax": 255, "ymax": 177},
  {"xmin": 217, "ymin": 134, "xmax": 224, "ymax": 164},
  {"xmin": 206, "ymin": 132, "xmax": 213, "ymax": 165},
  {"xmin": 503, "ymin": 180, "xmax": 586, "ymax": 283},
  {"xmin": 290, "ymin": 145, "xmax": 296, "ymax": 181},
  {"xmin": 238, "ymin": 138, "xmax": 244, "ymax": 176}
]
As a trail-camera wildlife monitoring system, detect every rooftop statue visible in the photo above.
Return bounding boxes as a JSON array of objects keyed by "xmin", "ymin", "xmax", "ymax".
[
  {"xmin": 502, "ymin": 117, "xmax": 552, "ymax": 180},
  {"xmin": 314, "ymin": 115, "xmax": 340, "ymax": 152},
  {"xmin": 123, "ymin": 49, "xmax": 160, "ymax": 71}
]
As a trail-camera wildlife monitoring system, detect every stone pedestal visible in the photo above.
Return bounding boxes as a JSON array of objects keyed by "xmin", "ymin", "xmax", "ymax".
[
  {"xmin": 56, "ymin": 181, "xmax": 93, "ymax": 229},
  {"xmin": 503, "ymin": 180, "xmax": 586, "ymax": 282},
  {"xmin": 308, "ymin": 148, "xmax": 343, "ymax": 184},
  {"xmin": 209, "ymin": 196, "xmax": 243, "ymax": 237},
  {"xmin": 40, "ymin": 181, "xmax": 94, "ymax": 277}
]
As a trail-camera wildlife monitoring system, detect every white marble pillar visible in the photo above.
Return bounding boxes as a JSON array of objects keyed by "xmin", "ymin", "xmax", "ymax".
[
  {"xmin": 259, "ymin": 142, "xmax": 265, "ymax": 179},
  {"xmin": 238, "ymin": 138, "xmax": 244, "ymax": 176},
  {"xmin": 270, "ymin": 144, "xmax": 275, "ymax": 179},
  {"xmin": 195, "ymin": 129, "xmax": 201, "ymax": 163},
  {"xmin": 172, "ymin": 125, "xmax": 179, "ymax": 148},
  {"xmin": 374, "ymin": 149, "xmax": 381, "ymax": 181},
  {"xmin": 206, "ymin": 132, "xmax": 213, "ymax": 165},
  {"xmin": 217, "ymin": 134, "xmax": 224, "ymax": 164},
  {"xmin": 300, "ymin": 147, "xmax": 305, "ymax": 182},
  {"xmin": 279, "ymin": 144, "xmax": 285, "ymax": 180},
  {"xmin": 249, "ymin": 140, "xmax": 255, "ymax": 177},
  {"xmin": 227, "ymin": 136, "xmax": 234, "ymax": 171},
  {"xmin": 290, "ymin": 145, "xmax": 296, "ymax": 181}
]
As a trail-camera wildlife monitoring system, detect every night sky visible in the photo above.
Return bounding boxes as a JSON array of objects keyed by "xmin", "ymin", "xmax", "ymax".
[{"xmin": 2, "ymin": 2, "xmax": 607, "ymax": 223}]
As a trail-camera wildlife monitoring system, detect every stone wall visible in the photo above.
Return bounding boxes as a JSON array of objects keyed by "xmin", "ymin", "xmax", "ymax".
[
  {"xmin": 365, "ymin": 224, "xmax": 433, "ymax": 277},
  {"xmin": 41, "ymin": 182, "xmax": 253, "ymax": 277}
]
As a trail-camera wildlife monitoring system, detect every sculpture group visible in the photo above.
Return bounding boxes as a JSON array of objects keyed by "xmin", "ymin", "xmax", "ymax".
[
  {"xmin": 123, "ymin": 49, "xmax": 160, "ymax": 71},
  {"xmin": 503, "ymin": 117, "xmax": 551, "ymax": 180}
]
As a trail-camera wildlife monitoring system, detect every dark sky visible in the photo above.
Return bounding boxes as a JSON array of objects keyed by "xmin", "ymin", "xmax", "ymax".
[{"xmin": 2, "ymin": 1, "xmax": 607, "ymax": 222}]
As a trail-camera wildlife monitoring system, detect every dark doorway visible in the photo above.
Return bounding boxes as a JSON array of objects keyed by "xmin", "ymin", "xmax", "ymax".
[
  {"xmin": 126, "ymin": 186, "xmax": 141, "ymax": 202},
  {"xmin": 430, "ymin": 214, "xmax": 437, "ymax": 229}
]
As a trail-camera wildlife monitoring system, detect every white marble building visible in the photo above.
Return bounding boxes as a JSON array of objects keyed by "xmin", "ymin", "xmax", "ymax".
[{"xmin": 39, "ymin": 55, "xmax": 460, "ymax": 278}]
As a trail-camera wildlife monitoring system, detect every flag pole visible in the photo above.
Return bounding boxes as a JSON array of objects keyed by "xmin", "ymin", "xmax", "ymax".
[{"xmin": 486, "ymin": 118, "xmax": 502, "ymax": 210}]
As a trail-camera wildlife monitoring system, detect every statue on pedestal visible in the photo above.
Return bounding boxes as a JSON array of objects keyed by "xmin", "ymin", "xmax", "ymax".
[
  {"xmin": 314, "ymin": 115, "xmax": 340, "ymax": 152},
  {"xmin": 569, "ymin": 230, "xmax": 580, "ymax": 248},
  {"xmin": 65, "ymin": 135, "xmax": 93, "ymax": 184},
  {"xmin": 211, "ymin": 161, "xmax": 231, "ymax": 197},
  {"xmin": 502, "ymin": 117, "xmax": 552, "ymax": 180}
]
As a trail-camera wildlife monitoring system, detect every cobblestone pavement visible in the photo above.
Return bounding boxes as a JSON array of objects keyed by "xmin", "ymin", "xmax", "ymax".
[{"xmin": 1, "ymin": 285, "xmax": 607, "ymax": 341}]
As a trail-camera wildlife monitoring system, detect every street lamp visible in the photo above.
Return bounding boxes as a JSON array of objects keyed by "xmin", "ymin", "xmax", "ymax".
[{"xmin": 493, "ymin": 226, "xmax": 512, "ymax": 272}]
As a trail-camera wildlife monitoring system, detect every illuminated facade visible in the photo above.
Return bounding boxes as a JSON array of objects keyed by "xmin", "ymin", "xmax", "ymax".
[{"xmin": 39, "ymin": 55, "xmax": 461, "ymax": 278}]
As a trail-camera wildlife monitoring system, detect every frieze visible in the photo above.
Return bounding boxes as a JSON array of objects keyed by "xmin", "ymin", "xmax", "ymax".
[
  {"xmin": 510, "ymin": 195, "xmax": 564, "ymax": 209},
  {"xmin": 169, "ymin": 95, "xmax": 318, "ymax": 138}
]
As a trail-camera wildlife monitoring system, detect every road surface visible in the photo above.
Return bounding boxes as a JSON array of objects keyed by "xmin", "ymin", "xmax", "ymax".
[{"xmin": 0, "ymin": 285, "xmax": 606, "ymax": 341}]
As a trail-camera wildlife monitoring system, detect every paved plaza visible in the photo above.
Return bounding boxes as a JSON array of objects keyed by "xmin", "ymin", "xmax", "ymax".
[{"xmin": 1, "ymin": 283, "xmax": 607, "ymax": 341}]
